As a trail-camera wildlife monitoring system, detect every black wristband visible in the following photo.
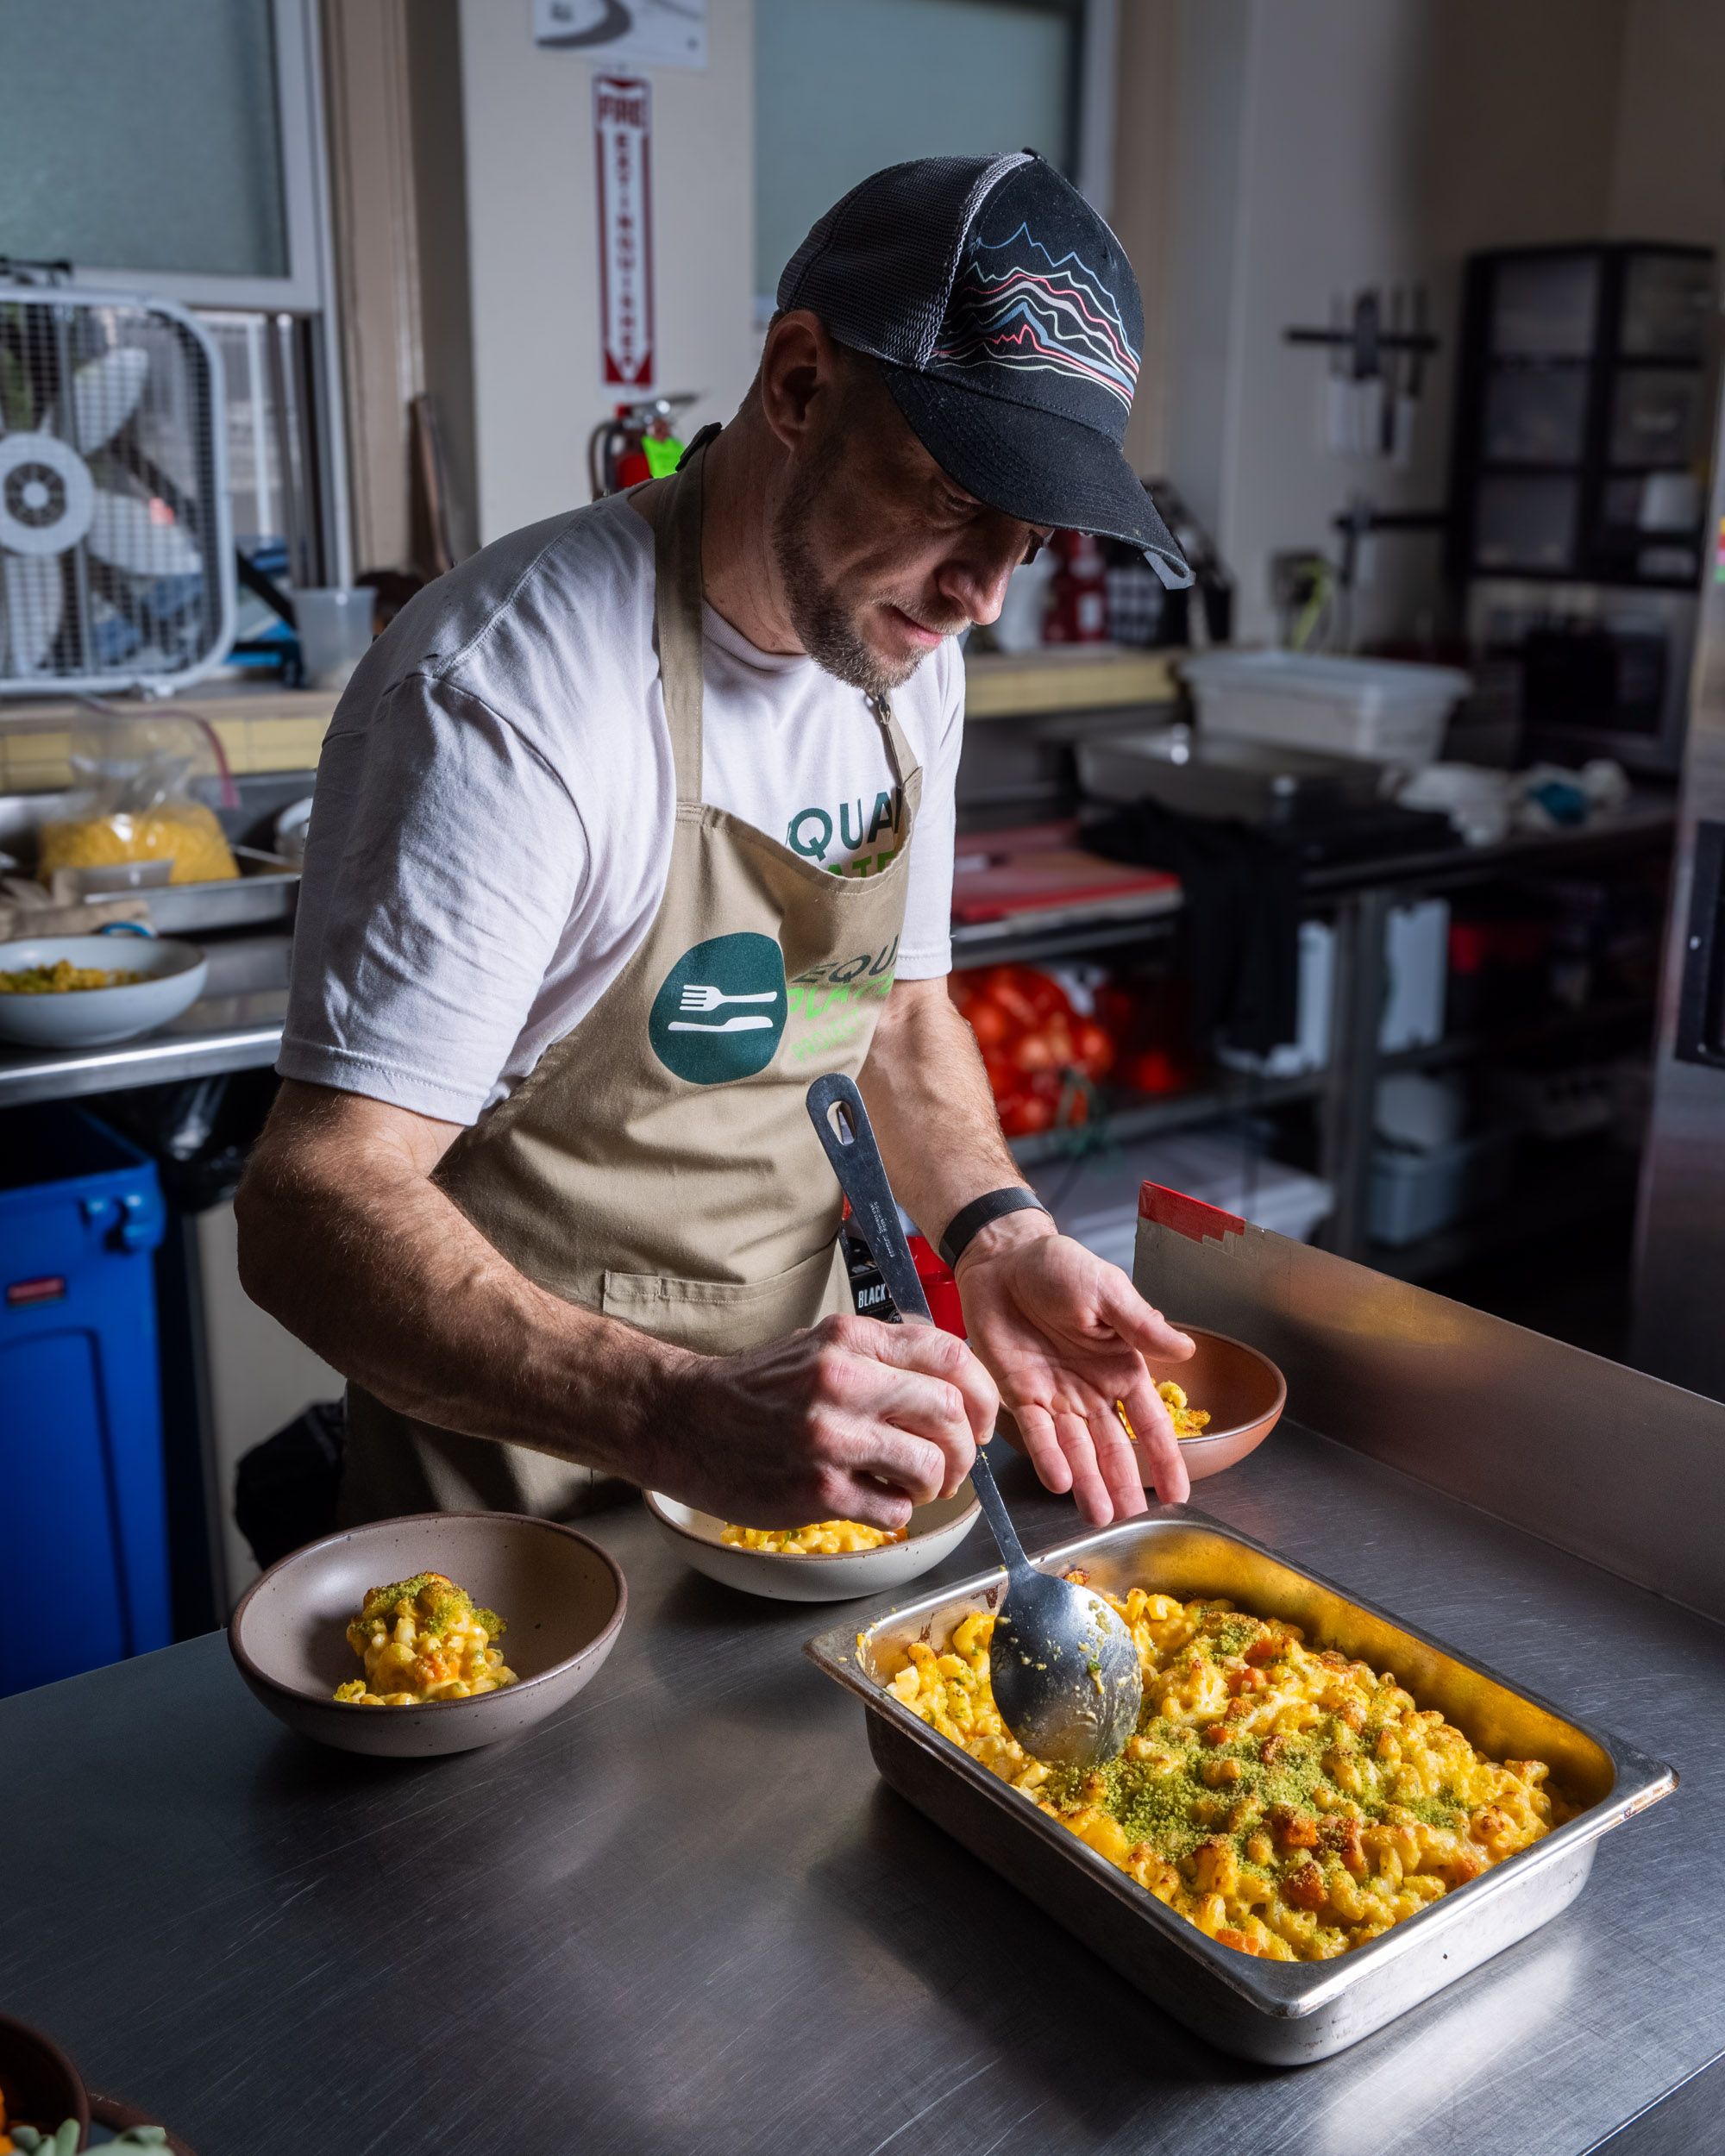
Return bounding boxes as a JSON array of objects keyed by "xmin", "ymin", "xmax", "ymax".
[{"xmin": 938, "ymin": 1187, "xmax": 1051, "ymax": 1271}]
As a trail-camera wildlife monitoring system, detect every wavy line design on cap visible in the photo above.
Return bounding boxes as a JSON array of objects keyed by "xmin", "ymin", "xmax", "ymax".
[{"xmin": 932, "ymin": 221, "xmax": 1141, "ymax": 411}]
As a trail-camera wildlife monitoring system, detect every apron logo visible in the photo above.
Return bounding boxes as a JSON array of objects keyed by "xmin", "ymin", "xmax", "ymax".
[{"xmin": 649, "ymin": 931, "xmax": 788, "ymax": 1085}]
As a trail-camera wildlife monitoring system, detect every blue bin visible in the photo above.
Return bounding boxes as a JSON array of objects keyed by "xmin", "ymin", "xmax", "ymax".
[{"xmin": 0, "ymin": 1106, "xmax": 172, "ymax": 1694}]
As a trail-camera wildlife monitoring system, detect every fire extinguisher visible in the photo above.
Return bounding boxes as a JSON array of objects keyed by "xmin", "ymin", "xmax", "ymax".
[
  {"xmin": 587, "ymin": 392, "xmax": 700, "ymax": 498},
  {"xmin": 1042, "ymin": 529, "xmax": 1109, "ymax": 644}
]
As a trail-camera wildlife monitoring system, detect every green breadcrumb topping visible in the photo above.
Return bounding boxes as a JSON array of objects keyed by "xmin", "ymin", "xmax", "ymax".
[{"xmin": 350, "ymin": 1572, "xmax": 505, "ymax": 1644}]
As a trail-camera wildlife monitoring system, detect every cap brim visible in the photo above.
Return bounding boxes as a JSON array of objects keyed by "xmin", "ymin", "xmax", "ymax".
[{"xmin": 880, "ymin": 365, "xmax": 1195, "ymax": 591}]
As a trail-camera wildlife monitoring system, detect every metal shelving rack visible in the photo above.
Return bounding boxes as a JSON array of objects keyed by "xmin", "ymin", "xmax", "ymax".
[{"xmin": 956, "ymin": 793, "xmax": 1673, "ymax": 1275}]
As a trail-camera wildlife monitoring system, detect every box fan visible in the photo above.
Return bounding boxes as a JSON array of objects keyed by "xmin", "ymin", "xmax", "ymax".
[{"xmin": 0, "ymin": 284, "xmax": 234, "ymax": 697}]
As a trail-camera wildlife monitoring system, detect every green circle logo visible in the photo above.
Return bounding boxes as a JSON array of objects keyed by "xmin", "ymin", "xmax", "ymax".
[{"xmin": 649, "ymin": 931, "xmax": 788, "ymax": 1085}]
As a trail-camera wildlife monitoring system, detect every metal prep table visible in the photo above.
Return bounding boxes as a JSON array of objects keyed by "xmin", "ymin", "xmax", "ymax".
[{"xmin": 2, "ymin": 1360, "xmax": 1722, "ymax": 2150}]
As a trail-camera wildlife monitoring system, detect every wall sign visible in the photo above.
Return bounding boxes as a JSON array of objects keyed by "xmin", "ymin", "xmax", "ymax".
[
  {"xmin": 593, "ymin": 73, "xmax": 655, "ymax": 389},
  {"xmin": 536, "ymin": 0, "xmax": 706, "ymax": 72}
]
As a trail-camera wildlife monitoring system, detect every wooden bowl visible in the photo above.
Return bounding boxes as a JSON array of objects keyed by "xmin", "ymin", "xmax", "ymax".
[
  {"xmin": 644, "ymin": 1482, "xmax": 981, "ymax": 1602},
  {"xmin": 229, "ymin": 1512, "xmax": 626, "ymax": 1758},
  {"xmin": 1142, "ymin": 1325, "xmax": 1287, "ymax": 1482}
]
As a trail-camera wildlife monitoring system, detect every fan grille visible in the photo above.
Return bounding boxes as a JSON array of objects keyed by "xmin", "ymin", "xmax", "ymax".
[{"xmin": 0, "ymin": 288, "xmax": 233, "ymax": 693}]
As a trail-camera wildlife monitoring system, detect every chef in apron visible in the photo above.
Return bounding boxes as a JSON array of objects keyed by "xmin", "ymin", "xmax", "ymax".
[{"xmin": 240, "ymin": 154, "xmax": 1199, "ymax": 1532}]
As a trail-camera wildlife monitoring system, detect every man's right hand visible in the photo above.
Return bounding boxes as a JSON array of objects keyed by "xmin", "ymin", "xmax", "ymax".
[{"xmin": 657, "ymin": 1312, "xmax": 996, "ymax": 1532}]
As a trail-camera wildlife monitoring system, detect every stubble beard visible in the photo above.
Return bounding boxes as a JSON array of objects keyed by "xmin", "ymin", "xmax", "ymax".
[{"xmin": 770, "ymin": 445, "xmax": 936, "ymax": 700}]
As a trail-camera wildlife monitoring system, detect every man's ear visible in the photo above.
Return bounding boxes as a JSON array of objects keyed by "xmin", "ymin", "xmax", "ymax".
[{"xmin": 757, "ymin": 309, "xmax": 841, "ymax": 455}]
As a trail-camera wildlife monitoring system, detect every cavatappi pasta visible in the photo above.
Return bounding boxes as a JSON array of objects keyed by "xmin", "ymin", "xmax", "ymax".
[
  {"xmin": 883, "ymin": 1581, "xmax": 1573, "ymax": 1961},
  {"xmin": 0, "ymin": 961, "xmax": 145, "ymax": 993},
  {"xmin": 1157, "ymin": 1380, "xmax": 1209, "ymax": 1438},
  {"xmin": 333, "ymin": 1572, "xmax": 518, "ymax": 1705},
  {"xmin": 721, "ymin": 1520, "xmax": 907, "ymax": 1555}
]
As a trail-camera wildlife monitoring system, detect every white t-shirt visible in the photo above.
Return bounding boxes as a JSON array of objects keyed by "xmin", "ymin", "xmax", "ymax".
[{"xmin": 280, "ymin": 491, "xmax": 964, "ymax": 1125}]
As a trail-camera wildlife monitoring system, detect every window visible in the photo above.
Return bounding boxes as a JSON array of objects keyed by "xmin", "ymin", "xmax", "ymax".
[
  {"xmin": 753, "ymin": 0, "xmax": 1102, "ymax": 313},
  {"xmin": 0, "ymin": 0, "xmax": 348, "ymax": 596}
]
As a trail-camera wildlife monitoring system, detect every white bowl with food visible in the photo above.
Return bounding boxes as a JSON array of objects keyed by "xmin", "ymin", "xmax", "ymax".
[
  {"xmin": 0, "ymin": 932, "xmax": 207, "ymax": 1049},
  {"xmin": 644, "ymin": 1482, "xmax": 982, "ymax": 1602}
]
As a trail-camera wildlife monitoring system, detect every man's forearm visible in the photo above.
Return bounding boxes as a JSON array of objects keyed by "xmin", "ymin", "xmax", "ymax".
[
  {"xmin": 857, "ymin": 979, "xmax": 1043, "ymax": 1253},
  {"xmin": 236, "ymin": 1106, "xmax": 679, "ymax": 1477}
]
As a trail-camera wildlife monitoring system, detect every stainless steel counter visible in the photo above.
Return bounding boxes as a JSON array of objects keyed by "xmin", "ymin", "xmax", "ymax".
[
  {"xmin": 2, "ymin": 1426, "xmax": 1720, "ymax": 2156},
  {"xmin": 0, "ymin": 932, "xmax": 289, "ymax": 1106}
]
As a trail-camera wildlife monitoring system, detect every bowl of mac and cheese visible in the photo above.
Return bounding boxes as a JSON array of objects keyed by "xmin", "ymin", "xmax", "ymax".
[
  {"xmin": 229, "ymin": 1511, "xmax": 626, "ymax": 1756},
  {"xmin": 1142, "ymin": 1326, "xmax": 1286, "ymax": 1482},
  {"xmin": 645, "ymin": 1482, "xmax": 981, "ymax": 1601}
]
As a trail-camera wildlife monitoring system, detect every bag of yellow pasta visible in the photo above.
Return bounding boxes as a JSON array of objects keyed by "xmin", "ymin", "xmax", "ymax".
[{"xmin": 35, "ymin": 714, "xmax": 239, "ymax": 889}]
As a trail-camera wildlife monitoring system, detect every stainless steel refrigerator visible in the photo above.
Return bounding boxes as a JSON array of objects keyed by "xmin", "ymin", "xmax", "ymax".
[{"xmin": 1631, "ymin": 378, "xmax": 1725, "ymax": 1400}]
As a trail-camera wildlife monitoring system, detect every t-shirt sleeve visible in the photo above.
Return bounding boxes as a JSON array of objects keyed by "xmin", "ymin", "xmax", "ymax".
[
  {"xmin": 894, "ymin": 639, "xmax": 964, "ymax": 981},
  {"xmin": 278, "ymin": 673, "xmax": 586, "ymax": 1124}
]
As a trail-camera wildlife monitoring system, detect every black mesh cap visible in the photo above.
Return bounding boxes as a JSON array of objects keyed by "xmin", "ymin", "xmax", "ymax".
[{"xmin": 777, "ymin": 152, "xmax": 1191, "ymax": 590}]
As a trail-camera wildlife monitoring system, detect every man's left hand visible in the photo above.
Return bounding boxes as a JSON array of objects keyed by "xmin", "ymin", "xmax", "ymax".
[{"xmin": 955, "ymin": 1217, "xmax": 1195, "ymax": 1522}]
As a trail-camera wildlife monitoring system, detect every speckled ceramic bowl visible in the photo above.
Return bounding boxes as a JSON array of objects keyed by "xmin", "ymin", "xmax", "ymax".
[
  {"xmin": 645, "ymin": 1481, "xmax": 982, "ymax": 1602},
  {"xmin": 1142, "ymin": 1326, "xmax": 1287, "ymax": 1483},
  {"xmin": 0, "ymin": 2015, "xmax": 198, "ymax": 2153},
  {"xmin": 229, "ymin": 1512, "xmax": 626, "ymax": 1758},
  {"xmin": 0, "ymin": 2015, "xmax": 87, "ymax": 2147}
]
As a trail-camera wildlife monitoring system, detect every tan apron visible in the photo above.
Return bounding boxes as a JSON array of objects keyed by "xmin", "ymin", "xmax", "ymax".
[{"xmin": 339, "ymin": 435, "xmax": 923, "ymax": 1522}]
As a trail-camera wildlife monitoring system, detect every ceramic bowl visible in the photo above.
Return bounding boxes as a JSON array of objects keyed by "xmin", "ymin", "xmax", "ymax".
[
  {"xmin": 0, "ymin": 2014, "xmax": 198, "ymax": 2153},
  {"xmin": 0, "ymin": 931, "xmax": 207, "ymax": 1048},
  {"xmin": 1141, "ymin": 1325, "xmax": 1287, "ymax": 1483},
  {"xmin": 0, "ymin": 2015, "xmax": 88, "ymax": 2148},
  {"xmin": 645, "ymin": 1481, "xmax": 981, "ymax": 1602},
  {"xmin": 229, "ymin": 1511, "xmax": 626, "ymax": 1758}
]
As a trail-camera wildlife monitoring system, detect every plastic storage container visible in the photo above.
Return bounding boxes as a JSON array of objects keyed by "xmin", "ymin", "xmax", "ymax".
[
  {"xmin": 1182, "ymin": 652, "xmax": 1471, "ymax": 767},
  {"xmin": 0, "ymin": 1106, "xmax": 172, "ymax": 1695},
  {"xmin": 1032, "ymin": 1129, "xmax": 1333, "ymax": 1274},
  {"xmin": 1369, "ymin": 1128, "xmax": 1516, "ymax": 1249}
]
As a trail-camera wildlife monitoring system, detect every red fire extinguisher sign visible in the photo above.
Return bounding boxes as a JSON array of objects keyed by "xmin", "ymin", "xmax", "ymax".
[{"xmin": 594, "ymin": 74, "xmax": 655, "ymax": 390}]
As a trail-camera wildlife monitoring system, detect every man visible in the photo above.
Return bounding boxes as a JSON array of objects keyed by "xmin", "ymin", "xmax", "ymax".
[{"xmin": 237, "ymin": 151, "xmax": 1197, "ymax": 1534}]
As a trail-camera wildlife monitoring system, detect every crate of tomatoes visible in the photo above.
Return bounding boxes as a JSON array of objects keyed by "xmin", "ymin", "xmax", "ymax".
[{"xmin": 950, "ymin": 964, "xmax": 1195, "ymax": 1137}]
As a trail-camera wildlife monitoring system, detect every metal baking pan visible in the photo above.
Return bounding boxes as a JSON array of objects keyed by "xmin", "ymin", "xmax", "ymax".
[
  {"xmin": 806, "ymin": 1510, "xmax": 1675, "ymax": 2065},
  {"xmin": 142, "ymin": 845, "xmax": 298, "ymax": 932}
]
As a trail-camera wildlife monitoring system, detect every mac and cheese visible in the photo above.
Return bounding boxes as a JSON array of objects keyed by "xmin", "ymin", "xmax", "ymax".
[
  {"xmin": 721, "ymin": 1520, "xmax": 906, "ymax": 1555},
  {"xmin": 333, "ymin": 1572, "xmax": 517, "ymax": 1705},
  {"xmin": 883, "ymin": 1582, "xmax": 1572, "ymax": 1961},
  {"xmin": 1157, "ymin": 1380, "xmax": 1210, "ymax": 1438}
]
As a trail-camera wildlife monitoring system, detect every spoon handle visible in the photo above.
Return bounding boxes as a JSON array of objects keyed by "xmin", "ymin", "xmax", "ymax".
[{"xmin": 805, "ymin": 1074, "xmax": 1038, "ymax": 1587}]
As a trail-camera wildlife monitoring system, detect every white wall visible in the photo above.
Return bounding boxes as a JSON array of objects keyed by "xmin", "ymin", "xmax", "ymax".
[
  {"xmin": 456, "ymin": 0, "xmax": 757, "ymax": 544},
  {"xmin": 1157, "ymin": 0, "xmax": 1629, "ymax": 646}
]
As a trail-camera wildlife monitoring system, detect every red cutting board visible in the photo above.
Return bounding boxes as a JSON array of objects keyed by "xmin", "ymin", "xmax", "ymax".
[{"xmin": 950, "ymin": 821, "xmax": 1181, "ymax": 924}]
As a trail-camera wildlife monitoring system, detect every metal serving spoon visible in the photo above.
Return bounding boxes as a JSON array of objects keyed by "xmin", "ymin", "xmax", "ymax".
[{"xmin": 806, "ymin": 1073, "xmax": 1143, "ymax": 1771}]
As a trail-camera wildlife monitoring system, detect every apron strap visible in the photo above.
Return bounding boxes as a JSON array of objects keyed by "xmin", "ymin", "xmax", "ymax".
[
  {"xmin": 654, "ymin": 427, "xmax": 713, "ymax": 807},
  {"xmin": 869, "ymin": 693, "xmax": 921, "ymax": 791}
]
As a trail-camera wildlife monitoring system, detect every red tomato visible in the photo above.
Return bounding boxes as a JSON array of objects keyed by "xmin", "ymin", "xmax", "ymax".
[
  {"xmin": 972, "ymin": 968, "xmax": 1038, "ymax": 1031},
  {"xmin": 1016, "ymin": 968, "xmax": 1073, "ymax": 1023},
  {"xmin": 1123, "ymin": 1046, "xmax": 1184, "ymax": 1095},
  {"xmin": 966, "ymin": 999, "xmax": 1011, "ymax": 1050},
  {"xmin": 1073, "ymin": 1018, "xmax": 1115, "ymax": 1079},
  {"xmin": 1025, "ymin": 1066, "xmax": 1092, "ymax": 1127},
  {"xmin": 1012, "ymin": 1031, "xmax": 1059, "ymax": 1073},
  {"xmin": 974, "ymin": 966, "xmax": 1070, "ymax": 1032},
  {"xmin": 981, "ymin": 1046, "xmax": 1019, "ymax": 1103},
  {"xmin": 999, "ymin": 1091, "xmax": 1055, "ymax": 1137}
]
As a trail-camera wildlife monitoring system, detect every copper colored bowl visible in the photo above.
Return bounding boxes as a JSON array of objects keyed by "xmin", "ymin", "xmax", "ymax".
[{"xmin": 1141, "ymin": 1325, "xmax": 1286, "ymax": 1482}]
